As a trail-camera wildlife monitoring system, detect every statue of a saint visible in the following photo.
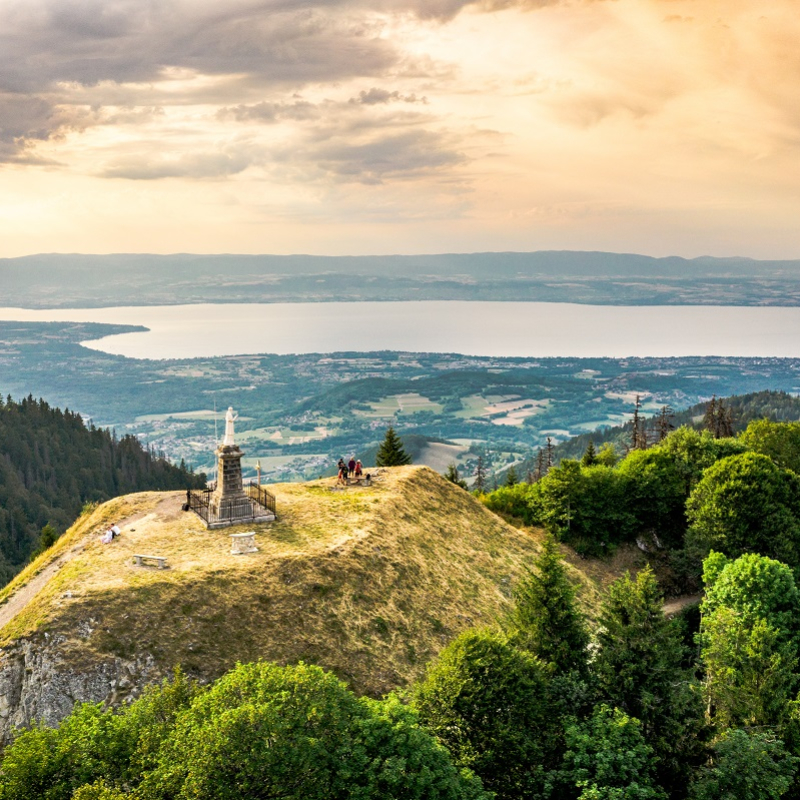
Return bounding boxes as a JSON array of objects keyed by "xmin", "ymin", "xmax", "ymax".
[{"xmin": 223, "ymin": 406, "xmax": 238, "ymax": 446}]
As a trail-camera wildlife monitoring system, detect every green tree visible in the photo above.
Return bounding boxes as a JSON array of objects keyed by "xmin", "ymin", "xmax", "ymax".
[
  {"xmin": 70, "ymin": 782, "xmax": 128, "ymax": 800},
  {"xmin": 0, "ymin": 704, "xmax": 130, "ymax": 800},
  {"xmin": 507, "ymin": 533, "xmax": 589, "ymax": 675},
  {"xmin": 616, "ymin": 448, "xmax": 687, "ymax": 546},
  {"xmin": 141, "ymin": 661, "xmax": 486, "ymax": 800},
  {"xmin": 686, "ymin": 453, "xmax": 800, "ymax": 566},
  {"xmin": 658, "ymin": 427, "xmax": 745, "ymax": 495},
  {"xmin": 594, "ymin": 568, "xmax": 704, "ymax": 795},
  {"xmin": 581, "ymin": 441, "xmax": 597, "ymax": 467},
  {"xmin": 560, "ymin": 705, "xmax": 666, "ymax": 800},
  {"xmin": 0, "ymin": 669, "xmax": 199, "ymax": 800},
  {"xmin": 40, "ymin": 523, "xmax": 57, "ymax": 550},
  {"xmin": 376, "ymin": 427, "xmax": 412, "ymax": 467},
  {"xmin": 445, "ymin": 463, "xmax": 468, "ymax": 489},
  {"xmin": 701, "ymin": 552, "xmax": 800, "ymax": 647},
  {"xmin": 596, "ymin": 442, "xmax": 618, "ymax": 467},
  {"xmin": 740, "ymin": 419, "xmax": 800, "ymax": 474},
  {"xmin": 690, "ymin": 729, "xmax": 798, "ymax": 800},
  {"xmin": 699, "ymin": 553, "xmax": 800, "ymax": 731},
  {"xmin": 505, "ymin": 465, "xmax": 518, "ymax": 487},
  {"xmin": 473, "ymin": 455, "xmax": 486, "ymax": 493},
  {"xmin": 533, "ymin": 461, "xmax": 634, "ymax": 554},
  {"xmin": 700, "ymin": 608, "xmax": 797, "ymax": 731},
  {"xmin": 412, "ymin": 629, "xmax": 553, "ymax": 800}
]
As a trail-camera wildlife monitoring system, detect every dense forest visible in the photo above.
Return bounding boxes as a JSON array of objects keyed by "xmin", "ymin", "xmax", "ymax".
[
  {"xmin": 3, "ymin": 540, "xmax": 799, "ymax": 799},
  {"xmin": 0, "ymin": 395, "xmax": 205, "ymax": 584},
  {"xmin": 485, "ymin": 414, "xmax": 800, "ymax": 591}
]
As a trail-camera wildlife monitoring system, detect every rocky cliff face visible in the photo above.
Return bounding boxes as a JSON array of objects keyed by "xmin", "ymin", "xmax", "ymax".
[{"xmin": 0, "ymin": 634, "xmax": 159, "ymax": 744}]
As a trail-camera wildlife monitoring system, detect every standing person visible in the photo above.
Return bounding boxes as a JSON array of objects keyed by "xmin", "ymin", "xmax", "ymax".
[
  {"xmin": 348, "ymin": 456, "xmax": 356, "ymax": 477},
  {"xmin": 337, "ymin": 458, "xmax": 346, "ymax": 485},
  {"xmin": 355, "ymin": 460, "xmax": 363, "ymax": 478}
]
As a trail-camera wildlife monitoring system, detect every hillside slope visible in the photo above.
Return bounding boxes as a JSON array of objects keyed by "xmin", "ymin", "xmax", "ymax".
[
  {"xmin": 0, "ymin": 394, "xmax": 205, "ymax": 584},
  {"xmin": 0, "ymin": 466, "xmax": 602, "ymax": 741}
]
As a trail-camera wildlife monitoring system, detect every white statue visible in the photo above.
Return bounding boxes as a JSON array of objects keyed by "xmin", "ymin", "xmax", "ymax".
[{"xmin": 223, "ymin": 406, "xmax": 238, "ymax": 446}]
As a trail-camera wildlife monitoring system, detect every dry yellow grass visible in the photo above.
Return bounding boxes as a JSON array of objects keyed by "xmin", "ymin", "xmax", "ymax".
[{"xmin": 0, "ymin": 467, "xmax": 573, "ymax": 696}]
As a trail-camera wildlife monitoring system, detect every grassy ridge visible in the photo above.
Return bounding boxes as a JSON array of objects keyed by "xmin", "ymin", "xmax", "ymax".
[{"xmin": 0, "ymin": 467, "xmax": 624, "ymax": 696}]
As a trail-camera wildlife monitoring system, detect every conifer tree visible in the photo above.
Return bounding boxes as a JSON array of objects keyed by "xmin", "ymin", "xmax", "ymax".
[
  {"xmin": 703, "ymin": 395, "xmax": 734, "ymax": 438},
  {"xmin": 473, "ymin": 455, "xmax": 486, "ymax": 493},
  {"xmin": 507, "ymin": 533, "xmax": 589, "ymax": 675},
  {"xmin": 445, "ymin": 463, "xmax": 467, "ymax": 490},
  {"xmin": 703, "ymin": 395, "xmax": 718, "ymax": 436},
  {"xmin": 657, "ymin": 405, "xmax": 674, "ymax": 442},
  {"xmin": 534, "ymin": 448, "xmax": 545, "ymax": 481},
  {"xmin": 546, "ymin": 437, "xmax": 555, "ymax": 470},
  {"xmin": 595, "ymin": 568, "xmax": 704, "ymax": 794},
  {"xmin": 631, "ymin": 394, "xmax": 648, "ymax": 450},
  {"xmin": 375, "ymin": 426, "xmax": 412, "ymax": 466},
  {"xmin": 505, "ymin": 466, "xmax": 518, "ymax": 487},
  {"xmin": 581, "ymin": 441, "xmax": 597, "ymax": 467}
]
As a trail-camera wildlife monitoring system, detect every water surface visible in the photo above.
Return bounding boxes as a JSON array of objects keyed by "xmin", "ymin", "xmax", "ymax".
[{"xmin": 1, "ymin": 301, "xmax": 799, "ymax": 360}]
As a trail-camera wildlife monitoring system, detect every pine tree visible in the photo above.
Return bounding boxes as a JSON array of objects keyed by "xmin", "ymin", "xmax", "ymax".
[
  {"xmin": 631, "ymin": 394, "xmax": 648, "ymax": 450},
  {"xmin": 375, "ymin": 427, "xmax": 412, "ymax": 467},
  {"xmin": 581, "ymin": 440, "xmax": 597, "ymax": 467},
  {"xmin": 595, "ymin": 568, "xmax": 704, "ymax": 794},
  {"xmin": 444, "ymin": 463, "xmax": 467, "ymax": 489},
  {"xmin": 535, "ymin": 448, "xmax": 545, "ymax": 481},
  {"xmin": 545, "ymin": 437, "xmax": 554, "ymax": 470},
  {"xmin": 473, "ymin": 455, "xmax": 486, "ymax": 492},
  {"xmin": 505, "ymin": 466, "xmax": 518, "ymax": 487},
  {"xmin": 703, "ymin": 395, "xmax": 718, "ymax": 436},
  {"xmin": 657, "ymin": 405, "xmax": 674, "ymax": 442},
  {"xmin": 507, "ymin": 533, "xmax": 590, "ymax": 675}
]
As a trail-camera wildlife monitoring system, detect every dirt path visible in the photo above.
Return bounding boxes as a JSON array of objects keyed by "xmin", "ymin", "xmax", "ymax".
[
  {"xmin": 662, "ymin": 593, "xmax": 702, "ymax": 616},
  {"xmin": 0, "ymin": 494, "xmax": 182, "ymax": 632}
]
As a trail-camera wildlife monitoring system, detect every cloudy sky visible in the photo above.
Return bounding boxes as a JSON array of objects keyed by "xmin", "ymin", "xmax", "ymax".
[{"xmin": 1, "ymin": 0, "xmax": 798, "ymax": 258}]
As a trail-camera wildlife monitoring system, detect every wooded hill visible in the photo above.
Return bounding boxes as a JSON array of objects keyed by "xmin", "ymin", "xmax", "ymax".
[
  {"xmin": 524, "ymin": 389, "xmax": 800, "ymax": 470},
  {"xmin": 0, "ymin": 395, "xmax": 205, "ymax": 585}
]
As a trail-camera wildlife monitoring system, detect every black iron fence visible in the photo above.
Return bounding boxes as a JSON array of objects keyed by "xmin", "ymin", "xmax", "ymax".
[
  {"xmin": 186, "ymin": 482, "xmax": 276, "ymax": 527},
  {"xmin": 246, "ymin": 480, "xmax": 277, "ymax": 516}
]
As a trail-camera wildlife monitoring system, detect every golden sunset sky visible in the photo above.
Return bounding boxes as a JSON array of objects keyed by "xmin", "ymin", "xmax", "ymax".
[{"xmin": 1, "ymin": 0, "xmax": 797, "ymax": 258}]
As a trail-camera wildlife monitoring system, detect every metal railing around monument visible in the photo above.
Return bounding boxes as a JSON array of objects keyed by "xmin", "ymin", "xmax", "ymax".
[
  {"xmin": 186, "ymin": 480, "xmax": 276, "ymax": 526},
  {"xmin": 246, "ymin": 480, "xmax": 277, "ymax": 516}
]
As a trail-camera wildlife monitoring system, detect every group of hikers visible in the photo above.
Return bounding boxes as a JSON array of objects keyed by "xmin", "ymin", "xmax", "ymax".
[
  {"xmin": 100, "ymin": 523, "xmax": 121, "ymax": 544},
  {"xmin": 337, "ymin": 457, "xmax": 364, "ymax": 484}
]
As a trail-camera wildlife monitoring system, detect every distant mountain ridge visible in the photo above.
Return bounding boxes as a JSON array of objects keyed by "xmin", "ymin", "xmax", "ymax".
[{"xmin": 3, "ymin": 251, "xmax": 800, "ymax": 307}]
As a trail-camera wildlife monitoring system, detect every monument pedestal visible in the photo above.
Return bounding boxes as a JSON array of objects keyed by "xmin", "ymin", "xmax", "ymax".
[
  {"xmin": 209, "ymin": 445, "xmax": 248, "ymax": 518},
  {"xmin": 186, "ymin": 406, "xmax": 276, "ymax": 529}
]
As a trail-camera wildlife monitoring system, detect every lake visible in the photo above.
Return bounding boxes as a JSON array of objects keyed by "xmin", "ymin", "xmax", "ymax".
[{"xmin": 2, "ymin": 301, "xmax": 800, "ymax": 360}]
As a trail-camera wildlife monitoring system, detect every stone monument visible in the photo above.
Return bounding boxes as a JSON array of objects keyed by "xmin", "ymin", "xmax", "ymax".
[{"xmin": 194, "ymin": 406, "xmax": 276, "ymax": 528}]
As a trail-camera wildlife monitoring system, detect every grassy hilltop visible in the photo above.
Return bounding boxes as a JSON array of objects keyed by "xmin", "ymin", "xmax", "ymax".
[{"xmin": 0, "ymin": 466, "xmax": 633, "ymax": 697}]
